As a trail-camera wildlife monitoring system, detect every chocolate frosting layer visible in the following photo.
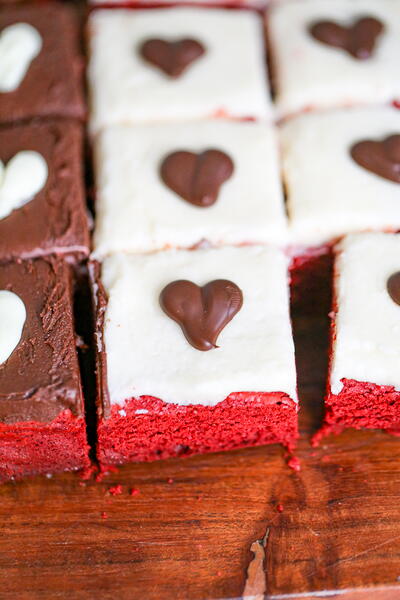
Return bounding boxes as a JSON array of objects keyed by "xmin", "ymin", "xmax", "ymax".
[
  {"xmin": 350, "ymin": 135, "xmax": 400, "ymax": 183},
  {"xmin": 160, "ymin": 149, "xmax": 234, "ymax": 207},
  {"xmin": 0, "ymin": 4, "xmax": 85, "ymax": 124},
  {"xmin": 0, "ymin": 120, "xmax": 89, "ymax": 262},
  {"xmin": 309, "ymin": 16, "xmax": 383, "ymax": 59},
  {"xmin": 140, "ymin": 38, "xmax": 205, "ymax": 78},
  {"xmin": 160, "ymin": 279, "xmax": 243, "ymax": 351},
  {"xmin": 0, "ymin": 258, "xmax": 84, "ymax": 424}
]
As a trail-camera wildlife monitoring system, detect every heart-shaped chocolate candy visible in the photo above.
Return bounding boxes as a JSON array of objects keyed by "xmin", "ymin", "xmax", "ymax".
[
  {"xmin": 160, "ymin": 279, "xmax": 243, "ymax": 351},
  {"xmin": 350, "ymin": 135, "xmax": 400, "ymax": 183},
  {"xmin": 387, "ymin": 272, "xmax": 400, "ymax": 306},
  {"xmin": 160, "ymin": 149, "xmax": 234, "ymax": 207},
  {"xmin": 309, "ymin": 16, "xmax": 384, "ymax": 59},
  {"xmin": 139, "ymin": 38, "xmax": 205, "ymax": 78}
]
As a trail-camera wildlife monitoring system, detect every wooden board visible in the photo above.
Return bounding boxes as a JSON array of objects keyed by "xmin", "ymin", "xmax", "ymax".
[{"xmin": 1, "ymin": 313, "xmax": 400, "ymax": 600}]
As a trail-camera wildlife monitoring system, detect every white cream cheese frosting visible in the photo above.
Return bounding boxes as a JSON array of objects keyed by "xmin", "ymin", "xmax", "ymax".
[
  {"xmin": 280, "ymin": 107, "xmax": 400, "ymax": 248},
  {"xmin": 100, "ymin": 246, "xmax": 297, "ymax": 407},
  {"xmin": 92, "ymin": 120, "xmax": 287, "ymax": 257},
  {"xmin": 269, "ymin": 0, "xmax": 400, "ymax": 117},
  {"xmin": 331, "ymin": 233, "xmax": 400, "ymax": 394},
  {"xmin": 88, "ymin": 8, "xmax": 271, "ymax": 132}
]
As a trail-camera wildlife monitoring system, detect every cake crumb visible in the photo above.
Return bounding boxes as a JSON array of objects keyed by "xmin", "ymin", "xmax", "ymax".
[
  {"xmin": 167, "ymin": 478, "xmax": 174, "ymax": 484},
  {"xmin": 108, "ymin": 484, "xmax": 123, "ymax": 496},
  {"xmin": 101, "ymin": 512, "xmax": 108, "ymax": 519},
  {"xmin": 96, "ymin": 464, "xmax": 119, "ymax": 483},
  {"xmin": 276, "ymin": 503, "xmax": 284, "ymax": 513},
  {"xmin": 130, "ymin": 487, "xmax": 140, "ymax": 496},
  {"xmin": 287, "ymin": 455, "xmax": 301, "ymax": 472}
]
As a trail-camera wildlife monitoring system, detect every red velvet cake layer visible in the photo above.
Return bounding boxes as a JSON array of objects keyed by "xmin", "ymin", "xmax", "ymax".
[
  {"xmin": 314, "ymin": 378, "xmax": 400, "ymax": 444},
  {"xmin": 97, "ymin": 393, "xmax": 298, "ymax": 467},
  {"xmin": 0, "ymin": 411, "xmax": 90, "ymax": 482}
]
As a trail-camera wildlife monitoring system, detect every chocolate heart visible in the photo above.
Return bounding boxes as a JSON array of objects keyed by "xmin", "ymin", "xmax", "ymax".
[
  {"xmin": 139, "ymin": 38, "xmax": 205, "ymax": 78},
  {"xmin": 350, "ymin": 135, "xmax": 400, "ymax": 183},
  {"xmin": 160, "ymin": 149, "xmax": 234, "ymax": 207},
  {"xmin": 387, "ymin": 272, "xmax": 400, "ymax": 305},
  {"xmin": 309, "ymin": 16, "xmax": 384, "ymax": 59},
  {"xmin": 160, "ymin": 279, "xmax": 243, "ymax": 351}
]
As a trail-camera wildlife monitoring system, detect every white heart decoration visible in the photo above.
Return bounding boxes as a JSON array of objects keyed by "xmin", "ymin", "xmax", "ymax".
[
  {"xmin": 0, "ymin": 290, "xmax": 26, "ymax": 365},
  {"xmin": 0, "ymin": 151, "xmax": 48, "ymax": 220},
  {"xmin": 0, "ymin": 23, "xmax": 42, "ymax": 93}
]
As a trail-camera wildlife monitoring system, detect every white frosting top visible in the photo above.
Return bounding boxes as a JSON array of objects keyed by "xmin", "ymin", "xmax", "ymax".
[
  {"xmin": 0, "ymin": 23, "xmax": 42, "ymax": 93},
  {"xmin": 269, "ymin": 0, "xmax": 400, "ymax": 117},
  {"xmin": 331, "ymin": 233, "xmax": 400, "ymax": 394},
  {"xmin": 92, "ymin": 120, "xmax": 288, "ymax": 257},
  {"xmin": 101, "ymin": 246, "xmax": 297, "ymax": 407},
  {"xmin": 88, "ymin": 8, "xmax": 271, "ymax": 133},
  {"xmin": 0, "ymin": 291, "xmax": 26, "ymax": 364},
  {"xmin": 280, "ymin": 106, "xmax": 400, "ymax": 247},
  {"xmin": 0, "ymin": 151, "xmax": 48, "ymax": 221}
]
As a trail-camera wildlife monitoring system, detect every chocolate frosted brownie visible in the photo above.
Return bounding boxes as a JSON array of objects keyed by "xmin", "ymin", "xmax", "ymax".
[
  {"xmin": 0, "ymin": 257, "xmax": 90, "ymax": 481},
  {"xmin": 0, "ymin": 4, "xmax": 85, "ymax": 124},
  {"xmin": 0, "ymin": 119, "xmax": 89, "ymax": 263}
]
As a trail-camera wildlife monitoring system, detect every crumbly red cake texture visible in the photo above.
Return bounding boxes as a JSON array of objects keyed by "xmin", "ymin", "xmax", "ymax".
[
  {"xmin": 313, "ymin": 379, "xmax": 400, "ymax": 445},
  {"xmin": 97, "ymin": 393, "xmax": 298, "ymax": 467},
  {"xmin": 0, "ymin": 410, "xmax": 89, "ymax": 482},
  {"xmin": 313, "ymin": 263, "xmax": 400, "ymax": 445},
  {"xmin": 289, "ymin": 244, "xmax": 333, "ymax": 313}
]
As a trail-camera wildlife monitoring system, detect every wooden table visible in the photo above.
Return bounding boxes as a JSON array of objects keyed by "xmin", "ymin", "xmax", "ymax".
[{"xmin": 1, "ymin": 312, "xmax": 400, "ymax": 599}]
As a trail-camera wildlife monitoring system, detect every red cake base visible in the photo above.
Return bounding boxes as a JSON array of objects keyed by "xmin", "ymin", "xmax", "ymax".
[
  {"xmin": 0, "ymin": 411, "xmax": 90, "ymax": 482},
  {"xmin": 97, "ymin": 393, "xmax": 298, "ymax": 467},
  {"xmin": 289, "ymin": 244, "xmax": 333, "ymax": 314},
  {"xmin": 313, "ymin": 379, "xmax": 400, "ymax": 445}
]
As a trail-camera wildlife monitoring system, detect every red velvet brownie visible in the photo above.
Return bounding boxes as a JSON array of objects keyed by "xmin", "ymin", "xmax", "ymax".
[
  {"xmin": 87, "ymin": 7, "xmax": 271, "ymax": 132},
  {"xmin": 0, "ymin": 4, "xmax": 85, "ymax": 124},
  {"xmin": 318, "ymin": 233, "xmax": 400, "ymax": 441},
  {"xmin": 0, "ymin": 257, "xmax": 90, "ymax": 481},
  {"xmin": 91, "ymin": 246, "xmax": 298, "ymax": 466},
  {"xmin": 281, "ymin": 106, "xmax": 400, "ymax": 312},
  {"xmin": 0, "ymin": 119, "xmax": 89, "ymax": 263},
  {"xmin": 268, "ymin": 0, "xmax": 400, "ymax": 118}
]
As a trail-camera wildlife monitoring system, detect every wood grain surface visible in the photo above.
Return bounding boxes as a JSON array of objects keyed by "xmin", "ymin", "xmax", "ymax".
[{"xmin": 1, "ymin": 312, "xmax": 400, "ymax": 599}]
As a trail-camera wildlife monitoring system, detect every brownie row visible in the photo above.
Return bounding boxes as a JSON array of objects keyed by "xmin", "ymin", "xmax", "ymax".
[{"xmin": 0, "ymin": 3, "xmax": 91, "ymax": 480}]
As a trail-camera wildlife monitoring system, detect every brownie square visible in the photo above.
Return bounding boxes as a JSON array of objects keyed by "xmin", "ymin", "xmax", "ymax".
[
  {"xmin": 317, "ymin": 233, "xmax": 400, "ymax": 442},
  {"xmin": 281, "ymin": 106, "xmax": 400, "ymax": 249},
  {"xmin": 0, "ymin": 119, "xmax": 89, "ymax": 262},
  {"xmin": 88, "ymin": 7, "xmax": 271, "ymax": 132},
  {"xmin": 0, "ymin": 257, "xmax": 90, "ymax": 480},
  {"xmin": 91, "ymin": 246, "xmax": 298, "ymax": 466},
  {"xmin": 269, "ymin": 0, "xmax": 400, "ymax": 117},
  {"xmin": 92, "ymin": 120, "xmax": 288, "ymax": 257},
  {"xmin": 0, "ymin": 4, "xmax": 85, "ymax": 124}
]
